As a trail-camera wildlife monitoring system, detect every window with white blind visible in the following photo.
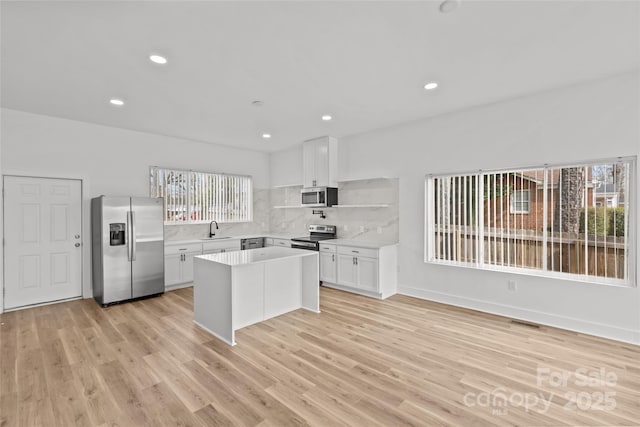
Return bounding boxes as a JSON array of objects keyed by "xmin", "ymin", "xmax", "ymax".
[
  {"xmin": 149, "ymin": 167, "xmax": 252, "ymax": 224},
  {"xmin": 425, "ymin": 158, "xmax": 636, "ymax": 286}
]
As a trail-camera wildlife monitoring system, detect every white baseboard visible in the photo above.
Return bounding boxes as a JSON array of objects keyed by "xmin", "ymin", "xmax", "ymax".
[
  {"xmin": 165, "ymin": 283, "xmax": 193, "ymax": 292},
  {"xmin": 321, "ymin": 282, "xmax": 383, "ymax": 299},
  {"xmin": 398, "ymin": 285, "xmax": 640, "ymax": 346},
  {"xmin": 193, "ymin": 320, "xmax": 236, "ymax": 346}
]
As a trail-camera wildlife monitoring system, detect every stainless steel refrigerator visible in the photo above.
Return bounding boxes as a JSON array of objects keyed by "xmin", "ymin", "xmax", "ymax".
[{"xmin": 91, "ymin": 196, "xmax": 164, "ymax": 305}]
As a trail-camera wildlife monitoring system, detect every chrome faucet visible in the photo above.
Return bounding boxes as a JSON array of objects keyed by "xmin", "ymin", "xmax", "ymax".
[{"xmin": 209, "ymin": 220, "xmax": 219, "ymax": 238}]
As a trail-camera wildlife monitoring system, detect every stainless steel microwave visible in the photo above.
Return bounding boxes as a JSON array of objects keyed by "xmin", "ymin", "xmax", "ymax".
[{"xmin": 301, "ymin": 187, "xmax": 338, "ymax": 207}]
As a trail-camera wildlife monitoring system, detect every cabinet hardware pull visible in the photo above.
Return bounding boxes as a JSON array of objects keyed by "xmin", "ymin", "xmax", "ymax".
[
  {"xmin": 332, "ymin": 254, "xmax": 335, "ymax": 262},
  {"xmin": 352, "ymin": 250, "xmax": 359, "ymax": 253}
]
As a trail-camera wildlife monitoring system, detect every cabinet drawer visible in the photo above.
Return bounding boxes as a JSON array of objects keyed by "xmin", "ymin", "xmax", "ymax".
[
  {"xmin": 337, "ymin": 245, "xmax": 378, "ymax": 259},
  {"xmin": 202, "ymin": 239, "xmax": 240, "ymax": 252},
  {"xmin": 165, "ymin": 242, "xmax": 202, "ymax": 255},
  {"xmin": 272, "ymin": 239, "xmax": 291, "ymax": 247},
  {"xmin": 319, "ymin": 244, "xmax": 337, "ymax": 253}
]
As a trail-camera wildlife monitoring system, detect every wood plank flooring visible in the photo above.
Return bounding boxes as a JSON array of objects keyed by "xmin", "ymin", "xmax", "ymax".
[{"xmin": 1, "ymin": 286, "xmax": 639, "ymax": 426}]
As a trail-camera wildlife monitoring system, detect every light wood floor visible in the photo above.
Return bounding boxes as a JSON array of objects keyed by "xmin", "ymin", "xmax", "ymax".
[{"xmin": 1, "ymin": 287, "xmax": 639, "ymax": 426}]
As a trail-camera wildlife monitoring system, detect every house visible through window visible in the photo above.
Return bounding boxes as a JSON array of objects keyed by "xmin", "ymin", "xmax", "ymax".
[
  {"xmin": 149, "ymin": 167, "xmax": 252, "ymax": 223},
  {"xmin": 425, "ymin": 158, "xmax": 636, "ymax": 286},
  {"xmin": 511, "ymin": 190, "xmax": 530, "ymax": 213}
]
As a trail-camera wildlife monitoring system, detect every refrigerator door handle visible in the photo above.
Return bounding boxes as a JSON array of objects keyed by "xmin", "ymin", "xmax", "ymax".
[
  {"xmin": 127, "ymin": 210, "xmax": 133, "ymax": 261},
  {"xmin": 131, "ymin": 210, "xmax": 137, "ymax": 261}
]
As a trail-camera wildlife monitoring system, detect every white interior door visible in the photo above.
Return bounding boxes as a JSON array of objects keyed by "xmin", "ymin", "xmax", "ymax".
[{"xmin": 3, "ymin": 176, "xmax": 82, "ymax": 310}]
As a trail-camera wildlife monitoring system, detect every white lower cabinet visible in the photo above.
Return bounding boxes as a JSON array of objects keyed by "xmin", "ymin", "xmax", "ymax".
[
  {"xmin": 164, "ymin": 254, "xmax": 182, "ymax": 286},
  {"xmin": 164, "ymin": 242, "xmax": 202, "ymax": 287},
  {"xmin": 202, "ymin": 239, "xmax": 241, "ymax": 255},
  {"xmin": 355, "ymin": 256, "xmax": 378, "ymax": 292},
  {"xmin": 319, "ymin": 247, "xmax": 337, "ymax": 283},
  {"xmin": 266, "ymin": 238, "xmax": 291, "ymax": 248},
  {"xmin": 320, "ymin": 242, "xmax": 397, "ymax": 299}
]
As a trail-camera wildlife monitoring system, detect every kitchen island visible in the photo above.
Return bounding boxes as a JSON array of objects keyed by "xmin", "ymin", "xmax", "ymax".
[{"xmin": 193, "ymin": 247, "xmax": 319, "ymax": 346}]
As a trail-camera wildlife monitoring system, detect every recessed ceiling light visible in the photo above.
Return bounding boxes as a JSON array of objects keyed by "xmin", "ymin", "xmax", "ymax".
[
  {"xmin": 423, "ymin": 82, "xmax": 439, "ymax": 90},
  {"xmin": 262, "ymin": 133, "xmax": 272, "ymax": 139},
  {"xmin": 439, "ymin": 0, "xmax": 460, "ymax": 13},
  {"xmin": 252, "ymin": 100, "xmax": 264, "ymax": 107},
  {"xmin": 109, "ymin": 98, "xmax": 124, "ymax": 106},
  {"xmin": 321, "ymin": 115, "xmax": 332, "ymax": 121},
  {"xmin": 149, "ymin": 54, "xmax": 167, "ymax": 65}
]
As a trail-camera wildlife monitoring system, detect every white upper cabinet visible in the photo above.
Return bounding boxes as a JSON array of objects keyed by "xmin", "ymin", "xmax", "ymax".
[{"xmin": 302, "ymin": 136, "xmax": 338, "ymax": 188}]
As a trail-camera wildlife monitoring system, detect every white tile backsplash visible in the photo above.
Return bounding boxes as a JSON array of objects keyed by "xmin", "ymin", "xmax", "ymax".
[
  {"xmin": 269, "ymin": 178, "xmax": 399, "ymax": 242},
  {"xmin": 166, "ymin": 179, "xmax": 399, "ymax": 243}
]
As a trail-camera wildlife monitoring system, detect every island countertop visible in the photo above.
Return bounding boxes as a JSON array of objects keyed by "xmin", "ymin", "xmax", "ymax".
[{"xmin": 196, "ymin": 246, "xmax": 316, "ymax": 266}]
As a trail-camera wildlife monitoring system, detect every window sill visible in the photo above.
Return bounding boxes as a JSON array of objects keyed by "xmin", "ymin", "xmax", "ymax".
[{"xmin": 424, "ymin": 258, "xmax": 634, "ymax": 288}]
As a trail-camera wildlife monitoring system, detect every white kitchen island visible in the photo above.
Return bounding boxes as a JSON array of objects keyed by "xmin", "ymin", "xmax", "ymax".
[{"xmin": 193, "ymin": 247, "xmax": 319, "ymax": 346}]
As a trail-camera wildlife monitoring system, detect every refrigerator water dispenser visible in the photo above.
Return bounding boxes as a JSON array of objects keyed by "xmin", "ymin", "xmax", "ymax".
[{"xmin": 109, "ymin": 223, "xmax": 126, "ymax": 246}]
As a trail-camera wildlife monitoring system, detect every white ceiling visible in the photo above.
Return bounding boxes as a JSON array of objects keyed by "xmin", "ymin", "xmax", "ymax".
[{"xmin": 1, "ymin": 1, "xmax": 638, "ymax": 152}]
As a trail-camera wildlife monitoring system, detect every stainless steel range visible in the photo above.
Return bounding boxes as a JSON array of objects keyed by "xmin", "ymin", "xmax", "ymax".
[{"xmin": 291, "ymin": 224, "xmax": 337, "ymax": 251}]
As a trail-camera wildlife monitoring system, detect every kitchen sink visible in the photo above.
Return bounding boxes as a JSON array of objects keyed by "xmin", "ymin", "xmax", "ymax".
[{"xmin": 201, "ymin": 236, "xmax": 231, "ymax": 240}]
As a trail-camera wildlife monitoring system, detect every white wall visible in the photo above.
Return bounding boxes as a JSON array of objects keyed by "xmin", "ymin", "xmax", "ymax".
[
  {"xmin": 269, "ymin": 145, "xmax": 303, "ymax": 187},
  {"xmin": 272, "ymin": 71, "xmax": 640, "ymax": 344},
  {"xmin": 0, "ymin": 108, "xmax": 270, "ymax": 303}
]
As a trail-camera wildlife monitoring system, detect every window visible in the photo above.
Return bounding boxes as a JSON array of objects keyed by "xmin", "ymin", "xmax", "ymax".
[
  {"xmin": 511, "ymin": 190, "xmax": 530, "ymax": 213},
  {"xmin": 425, "ymin": 158, "xmax": 636, "ymax": 286},
  {"xmin": 149, "ymin": 167, "xmax": 252, "ymax": 224}
]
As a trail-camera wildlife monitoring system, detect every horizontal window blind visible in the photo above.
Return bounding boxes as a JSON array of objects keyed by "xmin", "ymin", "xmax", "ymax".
[
  {"xmin": 150, "ymin": 167, "xmax": 252, "ymax": 223},
  {"xmin": 426, "ymin": 158, "xmax": 635, "ymax": 286}
]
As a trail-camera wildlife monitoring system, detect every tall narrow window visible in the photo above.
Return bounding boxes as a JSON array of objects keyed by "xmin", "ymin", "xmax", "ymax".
[
  {"xmin": 426, "ymin": 158, "xmax": 636, "ymax": 286},
  {"xmin": 149, "ymin": 167, "xmax": 253, "ymax": 224}
]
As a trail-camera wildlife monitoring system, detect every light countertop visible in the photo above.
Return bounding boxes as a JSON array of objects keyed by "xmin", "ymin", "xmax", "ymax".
[
  {"xmin": 165, "ymin": 232, "xmax": 300, "ymax": 246},
  {"xmin": 195, "ymin": 246, "xmax": 317, "ymax": 266},
  {"xmin": 320, "ymin": 239, "xmax": 398, "ymax": 249}
]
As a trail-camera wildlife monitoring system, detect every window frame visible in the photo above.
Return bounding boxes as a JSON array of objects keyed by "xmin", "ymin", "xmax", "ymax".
[
  {"xmin": 510, "ymin": 189, "xmax": 531, "ymax": 214},
  {"xmin": 149, "ymin": 166, "xmax": 253, "ymax": 225},
  {"xmin": 424, "ymin": 157, "xmax": 637, "ymax": 288}
]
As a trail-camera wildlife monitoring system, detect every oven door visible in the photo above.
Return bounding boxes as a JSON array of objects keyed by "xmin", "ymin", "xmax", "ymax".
[{"xmin": 301, "ymin": 188, "xmax": 326, "ymax": 207}]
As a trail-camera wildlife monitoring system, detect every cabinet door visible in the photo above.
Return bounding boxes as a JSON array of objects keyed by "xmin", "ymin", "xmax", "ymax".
[
  {"xmin": 302, "ymin": 141, "xmax": 316, "ymax": 187},
  {"xmin": 357, "ymin": 257, "xmax": 378, "ymax": 292},
  {"xmin": 273, "ymin": 239, "xmax": 291, "ymax": 248},
  {"xmin": 164, "ymin": 254, "xmax": 182, "ymax": 286},
  {"xmin": 314, "ymin": 139, "xmax": 329, "ymax": 187},
  {"xmin": 182, "ymin": 253, "xmax": 197, "ymax": 283},
  {"xmin": 224, "ymin": 241, "xmax": 242, "ymax": 252},
  {"xmin": 337, "ymin": 254, "xmax": 357, "ymax": 287},
  {"xmin": 320, "ymin": 252, "xmax": 336, "ymax": 283},
  {"xmin": 202, "ymin": 249, "xmax": 222, "ymax": 255}
]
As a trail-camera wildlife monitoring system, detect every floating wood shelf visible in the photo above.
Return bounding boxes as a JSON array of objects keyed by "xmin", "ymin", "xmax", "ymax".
[
  {"xmin": 336, "ymin": 177, "xmax": 395, "ymax": 183},
  {"xmin": 272, "ymin": 184, "xmax": 303, "ymax": 189}
]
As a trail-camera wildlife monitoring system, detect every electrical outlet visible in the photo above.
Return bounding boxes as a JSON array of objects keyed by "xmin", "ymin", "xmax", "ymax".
[
  {"xmin": 508, "ymin": 280, "xmax": 517, "ymax": 291},
  {"xmin": 360, "ymin": 226, "xmax": 365, "ymax": 232},
  {"xmin": 343, "ymin": 225, "xmax": 349, "ymax": 231},
  {"xmin": 377, "ymin": 226, "xmax": 383, "ymax": 234}
]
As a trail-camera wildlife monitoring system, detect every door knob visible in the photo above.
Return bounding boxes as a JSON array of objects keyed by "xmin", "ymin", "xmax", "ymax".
[
  {"xmin": 75, "ymin": 243, "xmax": 81, "ymax": 247},
  {"xmin": 75, "ymin": 235, "xmax": 80, "ymax": 239}
]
